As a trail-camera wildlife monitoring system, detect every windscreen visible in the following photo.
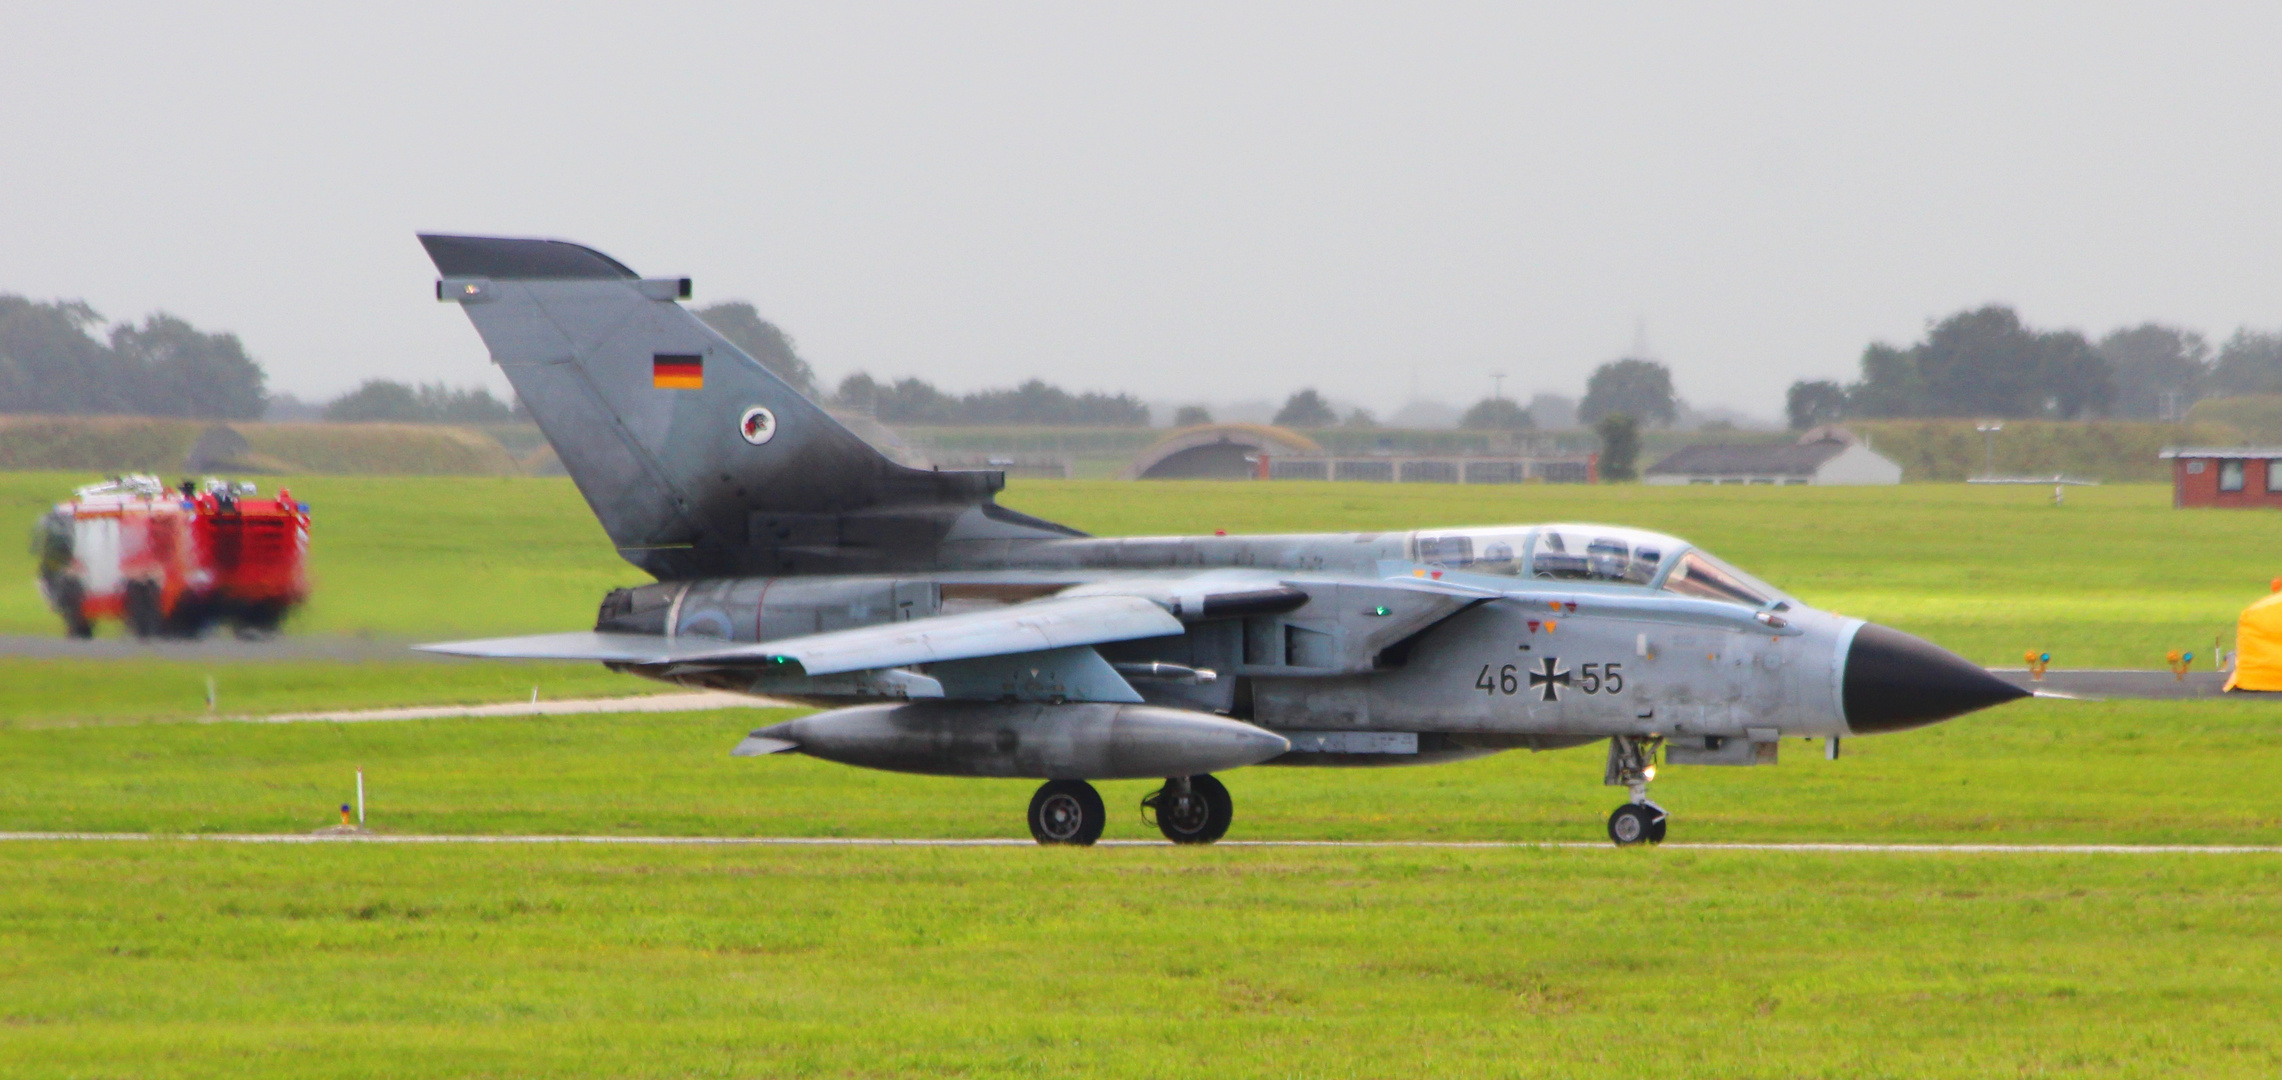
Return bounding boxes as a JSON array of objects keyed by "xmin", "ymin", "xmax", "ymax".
[{"xmin": 1661, "ymin": 550, "xmax": 1778, "ymax": 607}]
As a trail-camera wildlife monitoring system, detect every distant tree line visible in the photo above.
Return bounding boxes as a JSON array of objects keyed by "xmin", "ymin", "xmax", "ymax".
[
  {"xmin": 0, "ymin": 295, "xmax": 266, "ymax": 419},
  {"xmin": 694, "ymin": 301, "xmax": 818, "ymax": 396},
  {"xmin": 834, "ymin": 373, "xmax": 1151, "ymax": 426},
  {"xmin": 700, "ymin": 299, "xmax": 1154, "ymax": 426},
  {"xmin": 320, "ymin": 380, "xmax": 520, "ymax": 424},
  {"xmin": 1784, "ymin": 305, "xmax": 2282, "ymax": 430},
  {"xmin": 1259, "ymin": 362, "xmax": 1680, "ymax": 436},
  {"xmin": 1440, "ymin": 359, "xmax": 1678, "ymax": 435},
  {"xmin": 1460, "ymin": 397, "xmax": 1532, "ymax": 430}
]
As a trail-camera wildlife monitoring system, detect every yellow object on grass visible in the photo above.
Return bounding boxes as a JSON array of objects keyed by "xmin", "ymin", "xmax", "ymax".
[{"xmin": 2224, "ymin": 591, "xmax": 2282, "ymax": 692}]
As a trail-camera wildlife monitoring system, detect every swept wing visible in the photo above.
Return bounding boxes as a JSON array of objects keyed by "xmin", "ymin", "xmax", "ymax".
[{"xmin": 417, "ymin": 594, "xmax": 1183, "ymax": 675}]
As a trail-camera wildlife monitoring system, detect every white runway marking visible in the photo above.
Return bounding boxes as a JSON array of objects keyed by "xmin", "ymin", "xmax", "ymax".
[{"xmin": 1, "ymin": 833, "xmax": 2275, "ymax": 853}]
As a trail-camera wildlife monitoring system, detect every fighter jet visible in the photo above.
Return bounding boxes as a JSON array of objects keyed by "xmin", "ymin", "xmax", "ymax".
[{"xmin": 416, "ymin": 234, "xmax": 2030, "ymax": 846}]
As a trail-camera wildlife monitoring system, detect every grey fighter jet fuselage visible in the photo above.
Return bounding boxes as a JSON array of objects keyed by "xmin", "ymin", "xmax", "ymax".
[{"xmin": 416, "ymin": 234, "xmax": 2028, "ymax": 846}]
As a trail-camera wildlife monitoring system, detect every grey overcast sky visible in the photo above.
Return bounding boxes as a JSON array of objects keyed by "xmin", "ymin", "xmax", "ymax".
[{"xmin": 5, "ymin": 2, "xmax": 2281, "ymax": 417}]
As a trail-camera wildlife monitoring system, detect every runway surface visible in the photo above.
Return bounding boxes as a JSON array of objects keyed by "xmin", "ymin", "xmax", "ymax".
[
  {"xmin": 0, "ymin": 634, "xmax": 451, "ymax": 662},
  {"xmin": 1990, "ymin": 667, "xmax": 2239, "ymax": 699},
  {"xmin": 2, "ymin": 832, "xmax": 2275, "ymax": 853}
]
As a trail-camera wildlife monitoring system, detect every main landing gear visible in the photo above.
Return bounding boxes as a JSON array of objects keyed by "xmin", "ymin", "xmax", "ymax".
[
  {"xmin": 1024, "ymin": 774, "xmax": 1236, "ymax": 846},
  {"xmin": 1142, "ymin": 774, "xmax": 1232, "ymax": 845},
  {"xmin": 1604, "ymin": 736, "xmax": 1668, "ymax": 847},
  {"xmin": 1028, "ymin": 780, "xmax": 1107, "ymax": 845}
]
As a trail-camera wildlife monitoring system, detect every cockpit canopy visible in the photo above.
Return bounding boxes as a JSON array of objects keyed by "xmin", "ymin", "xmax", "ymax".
[{"xmin": 1409, "ymin": 523, "xmax": 1788, "ymax": 608}]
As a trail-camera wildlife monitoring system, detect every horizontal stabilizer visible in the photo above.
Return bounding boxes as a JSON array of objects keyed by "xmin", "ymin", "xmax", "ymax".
[{"xmin": 731, "ymin": 734, "xmax": 800, "ymax": 757}]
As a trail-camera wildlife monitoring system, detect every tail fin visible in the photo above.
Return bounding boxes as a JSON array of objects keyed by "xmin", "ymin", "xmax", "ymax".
[{"xmin": 420, "ymin": 234, "xmax": 1076, "ymax": 578}]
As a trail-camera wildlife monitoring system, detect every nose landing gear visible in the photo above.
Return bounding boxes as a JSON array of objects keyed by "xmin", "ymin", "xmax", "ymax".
[{"xmin": 1604, "ymin": 736, "xmax": 1668, "ymax": 846}]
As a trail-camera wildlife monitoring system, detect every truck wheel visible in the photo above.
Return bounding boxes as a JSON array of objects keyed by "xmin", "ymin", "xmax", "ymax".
[
  {"xmin": 50, "ymin": 578, "xmax": 92, "ymax": 638},
  {"xmin": 124, "ymin": 581, "xmax": 162, "ymax": 640},
  {"xmin": 233, "ymin": 604, "xmax": 283, "ymax": 641},
  {"xmin": 161, "ymin": 599, "xmax": 212, "ymax": 640}
]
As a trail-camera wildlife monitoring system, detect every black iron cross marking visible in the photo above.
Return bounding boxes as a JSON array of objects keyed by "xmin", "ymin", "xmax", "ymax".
[{"xmin": 1529, "ymin": 657, "xmax": 1570, "ymax": 701}]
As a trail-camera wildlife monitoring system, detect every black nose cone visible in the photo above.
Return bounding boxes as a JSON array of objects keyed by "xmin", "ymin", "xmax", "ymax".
[{"xmin": 1843, "ymin": 623, "xmax": 2030, "ymax": 733}]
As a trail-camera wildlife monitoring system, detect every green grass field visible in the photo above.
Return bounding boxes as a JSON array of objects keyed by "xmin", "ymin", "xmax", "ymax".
[
  {"xmin": 7, "ymin": 842, "xmax": 2277, "ymax": 1079},
  {"xmin": 5, "ymin": 472, "xmax": 2282, "ymax": 1076}
]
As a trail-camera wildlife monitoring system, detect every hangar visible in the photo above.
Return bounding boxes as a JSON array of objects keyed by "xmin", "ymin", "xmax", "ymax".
[
  {"xmin": 1122, "ymin": 424, "xmax": 1323, "ymax": 480},
  {"xmin": 1123, "ymin": 424, "xmax": 1598, "ymax": 483}
]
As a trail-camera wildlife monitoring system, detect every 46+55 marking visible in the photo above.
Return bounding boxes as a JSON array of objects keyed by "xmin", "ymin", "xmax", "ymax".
[{"xmin": 1475, "ymin": 657, "xmax": 1623, "ymax": 701}]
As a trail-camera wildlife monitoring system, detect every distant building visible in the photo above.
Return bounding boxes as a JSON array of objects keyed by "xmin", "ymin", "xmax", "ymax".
[
  {"xmin": 2158, "ymin": 447, "xmax": 2282, "ymax": 509},
  {"xmin": 1120, "ymin": 423, "xmax": 1599, "ymax": 483},
  {"xmin": 1643, "ymin": 427, "xmax": 1902, "ymax": 486}
]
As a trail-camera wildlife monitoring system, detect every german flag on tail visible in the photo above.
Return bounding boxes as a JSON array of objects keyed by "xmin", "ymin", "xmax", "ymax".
[{"xmin": 652, "ymin": 354, "xmax": 703, "ymax": 389}]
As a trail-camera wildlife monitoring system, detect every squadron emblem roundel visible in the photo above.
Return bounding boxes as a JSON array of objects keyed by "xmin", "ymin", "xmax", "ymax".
[{"xmin": 739, "ymin": 406, "xmax": 777, "ymax": 446}]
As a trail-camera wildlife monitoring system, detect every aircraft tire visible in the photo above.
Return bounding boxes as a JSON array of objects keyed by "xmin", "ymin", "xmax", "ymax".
[
  {"xmin": 1028, "ymin": 780, "xmax": 1106, "ymax": 846},
  {"xmin": 1607, "ymin": 803, "xmax": 1663, "ymax": 847},
  {"xmin": 1153, "ymin": 774, "xmax": 1232, "ymax": 845}
]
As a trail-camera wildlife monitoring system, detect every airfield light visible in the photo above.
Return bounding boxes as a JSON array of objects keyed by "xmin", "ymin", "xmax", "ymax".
[
  {"xmin": 1642, "ymin": 765, "xmax": 1657, "ymax": 782},
  {"xmin": 1974, "ymin": 421, "xmax": 2004, "ymax": 479}
]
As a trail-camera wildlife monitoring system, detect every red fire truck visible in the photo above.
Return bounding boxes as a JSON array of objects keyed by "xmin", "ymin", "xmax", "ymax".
[{"xmin": 33, "ymin": 474, "xmax": 312, "ymax": 639}]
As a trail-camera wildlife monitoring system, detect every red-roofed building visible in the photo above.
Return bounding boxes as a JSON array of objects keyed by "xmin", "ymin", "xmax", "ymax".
[{"xmin": 2159, "ymin": 447, "xmax": 2282, "ymax": 508}]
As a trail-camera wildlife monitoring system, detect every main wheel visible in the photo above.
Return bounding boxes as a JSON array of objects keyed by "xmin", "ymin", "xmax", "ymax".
[
  {"xmin": 1607, "ymin": 803, "xmax": 1664, "ymax": 847},
  {"xmin": 1152, "ymin": 774, "xmax": 1233, "ymax": 845},
  {"xmin": 1028, "ymin": 780, "xmax": 1106, "ymax": 846}
]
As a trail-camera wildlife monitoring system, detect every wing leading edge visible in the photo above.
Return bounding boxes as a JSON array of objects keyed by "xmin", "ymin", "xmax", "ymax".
[{"xmin": 415, "ymin": 594, "xmax": 1184, "ymax": 675}]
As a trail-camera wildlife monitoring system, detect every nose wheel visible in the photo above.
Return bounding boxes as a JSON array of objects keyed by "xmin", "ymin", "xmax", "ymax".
[
  {"xmin": 1028, "ymin": 780, "xmax": 1106, "ymax": 845},
  {"xmin": 1606, "ymin": 802, "xmax": 1667, "ymax": 845},
  {"xmin": 1604, "ymin": 736, "xmax": 1668, "ymax": 846}
]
